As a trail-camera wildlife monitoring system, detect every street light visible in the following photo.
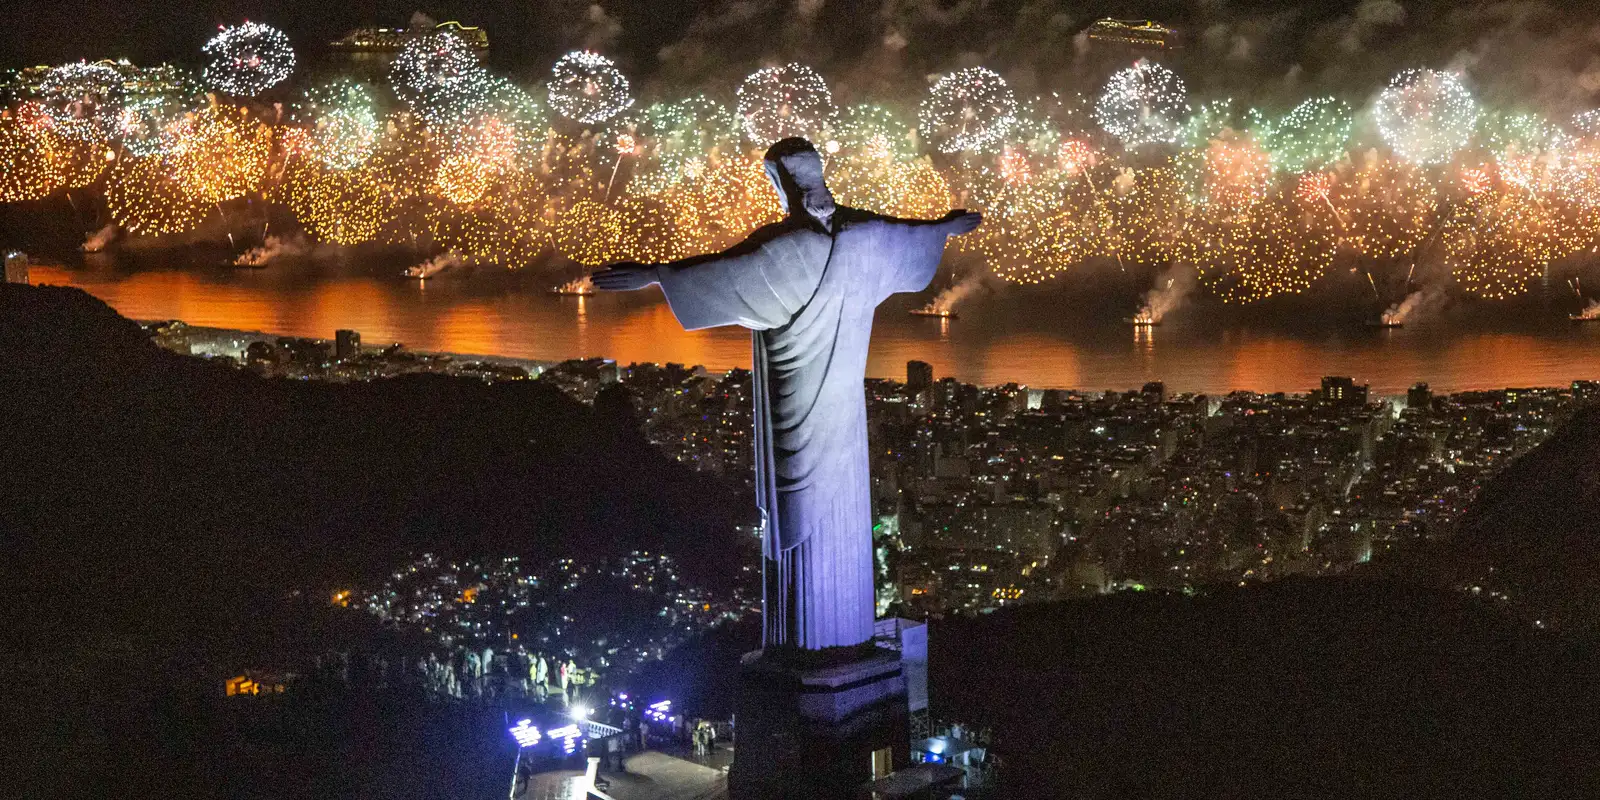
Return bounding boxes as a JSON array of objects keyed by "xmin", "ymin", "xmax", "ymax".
[
  {"xmin": 509, "ymin": 719, "xmax": 543, "ymax": 748},
  {"xmin": 508, "ymin": 719, "xmax": 542, "ymax": 800},
  {"xmin": 547, "ymin": 723, "xmax": 584, "ymax": 755}
]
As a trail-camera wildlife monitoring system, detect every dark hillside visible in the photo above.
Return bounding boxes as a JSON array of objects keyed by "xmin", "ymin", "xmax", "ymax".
[
  {"xmin": 930, "ymin": 577, "xmax": 1600, "ymax": 799},
  {"xmin": 0, "ymin": 283, "xmax": 748, "ymax": 651}
]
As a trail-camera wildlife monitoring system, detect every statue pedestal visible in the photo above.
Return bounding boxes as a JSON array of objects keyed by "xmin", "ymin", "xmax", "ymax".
[{"xmin": 729, "ymin": 648, "xmax": 910, "ymax": 799}]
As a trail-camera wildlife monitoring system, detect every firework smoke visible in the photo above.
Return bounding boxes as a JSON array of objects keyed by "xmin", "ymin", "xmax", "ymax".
[
  {"xmin": 1381, "ymin": 286, "xmax": 1449, "ymax": 325},
  {"xmin": 553, "ymin": 275, "xmax": 595, "ymax": 295},
  {"xmin": 918, "ymin": 274, "xmax": 985, "ymax": 315},
  {"xmin": 1135, "ymin": 268, "xmax": 1196, "ymax": 324},
  {"xmin": 233, "ymin": 234, "xmax": 312, "ymax": 267},
  {"xmin": 80, "ymin": 223, "xmax": 117, "ymax": 253},
  {"xmin": 404, "ymin": 250, "xmax": 466, "ymax": 279}
]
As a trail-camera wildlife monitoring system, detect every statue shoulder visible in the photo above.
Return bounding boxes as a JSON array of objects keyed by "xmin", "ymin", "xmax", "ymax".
[
  {"xmin": 752, "ymin": 218, "xmax": 831, "ymax": 252},
  {"xmin": 833, "ymin": 206, "xmax": 885, "ymax": 229},
  {"xmin": 834, "ymin": 207, "xmax": 931, "ymax": 237}
]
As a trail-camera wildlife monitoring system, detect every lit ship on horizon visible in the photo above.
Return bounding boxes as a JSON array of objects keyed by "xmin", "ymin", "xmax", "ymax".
[
  {"xmin": 1127, "ymin": 308, "xmax": 1162, "ymax": 326},
  {"xmin": 909, "ymin": 304, "xmax": 957, "ymax": 320},
  {"xmin": 551, "ymin": 276, "xmax": 595, "ymax": 296}
]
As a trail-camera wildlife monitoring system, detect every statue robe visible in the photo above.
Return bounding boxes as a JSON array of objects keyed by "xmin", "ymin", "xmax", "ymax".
[{"xmin": 656, "ymin": 207, "xmax": 956, "ymax": 649}]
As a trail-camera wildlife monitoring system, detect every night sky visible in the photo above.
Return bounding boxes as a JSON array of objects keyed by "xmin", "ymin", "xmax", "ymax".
[{"xmin": 7, "ymin": 1, "xmax": 1599, "ymax": 112}]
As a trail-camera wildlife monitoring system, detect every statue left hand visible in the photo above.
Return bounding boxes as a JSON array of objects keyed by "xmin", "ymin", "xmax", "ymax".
[
  {"xmin": 591, "ymin": 262, "xmax": 660, "ymax": 291},
  {"xmin": 940, "ymin": 209, "xmax": 982, "ymax": 235}
]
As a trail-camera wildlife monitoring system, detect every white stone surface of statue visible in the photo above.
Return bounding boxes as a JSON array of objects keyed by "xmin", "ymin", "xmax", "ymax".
[{"xmin": 593, "ymin": 137, "xmax": 980, "ymax": 650}]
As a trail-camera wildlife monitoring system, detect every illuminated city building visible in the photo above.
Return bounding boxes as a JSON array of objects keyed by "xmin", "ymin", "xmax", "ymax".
[
  {"xmin": 1321, "ymin": 376, "xmax": 1369, "ymax": 407},
  {"xmin": 1408, "ymin": 383, "xmax": 1433, "ymax": 411},
  {"xmin": 4, "ymin": 251, "xmax": 28, "ymax": 284},
  {"xmin": 224, "ymin": 671, "xmax": 287, "ymax": 696},
  {"xmin": 907, "ymin": 360, "xmax": 934, "ymax": 392},
  {"xmin": 335, "ymin": 329, "xmax": 361, "ymax": 361}
]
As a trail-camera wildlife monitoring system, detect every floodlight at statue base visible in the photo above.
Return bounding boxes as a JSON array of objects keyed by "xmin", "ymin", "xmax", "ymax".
[{"xmin": 728, "ymin": 648, "xmax": 909, "ymax": 800}]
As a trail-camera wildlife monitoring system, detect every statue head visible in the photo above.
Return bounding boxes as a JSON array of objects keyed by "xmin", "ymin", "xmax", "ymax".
[{"xmin": 763, "ymin": 137, "xmax": 835, "ymax": 229}]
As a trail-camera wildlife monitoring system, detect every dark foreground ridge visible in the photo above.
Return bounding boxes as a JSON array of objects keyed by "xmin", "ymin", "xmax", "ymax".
[
  {"xmin": 647, "ymin": 408, "xmax": 1600, "ymax": 799},
  {"xmin": 930, "ymin": 576, "xmax": 1600, "ymax": 798},
  {"xmin": 0, "ymin": 284, "xmax": 747, "ymax": 796},
  {"xmin": 1379, "ymin": 403, "xmax": 1600, "ymax": 633},
  {"xmin": 925, "ymin": 408, "xmax": 1600, "ymax": 797}
]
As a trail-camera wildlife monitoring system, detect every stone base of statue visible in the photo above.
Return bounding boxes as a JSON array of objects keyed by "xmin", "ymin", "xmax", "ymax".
[{"xmin": 729, "ymin": 647, "xmax": 910, "ymax": 799}]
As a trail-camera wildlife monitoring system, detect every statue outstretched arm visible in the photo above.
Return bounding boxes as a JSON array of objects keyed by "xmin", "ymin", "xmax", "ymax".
[
  {"xmin": 910, "ymin": 209, "xmax": 982, "ymax": 236},
  {"xmin": 590, "ymin": 224, "xmax": 784, "ymax": 292},
  {"xmin": 592, "ymin": 225, "xmax": 819, "ymax": 331},
  {"xmin": 590, "ymin": 261, "xmax": 660, "ymax": 292},
  {"xmin": 874, "ymin": 209, "xmax": 982, "ymax": 297}
]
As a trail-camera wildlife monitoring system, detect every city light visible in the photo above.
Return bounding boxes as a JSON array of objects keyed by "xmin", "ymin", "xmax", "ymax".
[
  {"xmin": 546, "ymin": 724, "xmax": 583, "ymax": 755},
  {"xmin": 644, "ymin": 700, "xmax": 672, "ymax": 722},
  {"xmin": 508, "ymin": 719, "xmax": 542, "ymax": 748}
]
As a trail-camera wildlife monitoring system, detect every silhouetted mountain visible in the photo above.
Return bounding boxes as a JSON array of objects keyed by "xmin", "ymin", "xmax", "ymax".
[
  {"xmin": 0, "ymin": 283, "xmax": 749, "ymax": 649},
  {"xmin": 1372, "ymin": 405, "xmax": 1600, "ymax": 633},
  {"xmin": 0, "ymin": 283, "xmax": 758, "ymax": 797},
  {"xmin": 931, "ymin": 577, "xmax": 1600, "ymax": 799},
  {"xmin": 929, "ymin": 415, "xmax": 1600, "ymax": 798}
]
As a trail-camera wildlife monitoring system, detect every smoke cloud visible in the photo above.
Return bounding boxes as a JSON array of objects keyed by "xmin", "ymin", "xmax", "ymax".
[
  {"xmin": 405, "ymin": 251, "xmax": 467, "ymax": 279},
  {"xmin": 81, "ymin": 224, "xmax": 117, "ymax": 253},
  {"xmin": 919, "ymin": 274, "xmax": 986, "ymax": 315},
  {"xmin": 233, "ymin": 235, "xmax": 314, "ymax": 267},
  {"xmin": 1381, "ymin": 286, "xmax": 1450, "ymax": 325},
  {"xmin": 1136, "ymin": 268, "xmax": 1197, "ymax": 324}
]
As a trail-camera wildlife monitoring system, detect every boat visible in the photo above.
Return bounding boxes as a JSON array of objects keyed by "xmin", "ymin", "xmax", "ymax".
[
  {"xmin": 1569, "ymin": 314, "xmax": 1600, "ymax": 323},
  {"xmin": 1366, "ymin": 320, "xmax": 1404, "ymax": 329},
  {"xmin": 1126, "ymin": 317, "xmax": 1161, "ymax": 326},
  {"xmin": 909, "ymin": 307, "xmax": 957, "ymax": 320},
  {"xmin": 1085, "ymin": 18, "xmax": 1182, "ymax": 49},
  {"xmin": 551, "ymin": 278, "xmax": 595, "ymax": 296}
]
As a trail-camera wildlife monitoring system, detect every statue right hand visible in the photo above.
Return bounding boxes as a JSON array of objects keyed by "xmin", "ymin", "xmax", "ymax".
[
  {"xmin": 591, "ymin": 262, "xmax": 660, "ymax": 291},
  {"xmin": 940, "ymin": 209, "xmax": 982, "ymax": 235}
]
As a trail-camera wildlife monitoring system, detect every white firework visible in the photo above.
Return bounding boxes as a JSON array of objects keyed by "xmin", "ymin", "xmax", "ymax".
[
  {"xmin": 391, "ymin": 32, "xmax": 491, "ymax": 127},
  {"xmin": 115, "ymin": 93, "xmax": 188, "ymax": 156},
  {"xmin": 736, "ymin": 63, "xmax": 836, "ymax": 145},
  {"xmin": 918, "ymin": 67, "xmax": 1017, "ymax": 154},
  {"xmin": 1574, "ymin": 109, "xmax": 1600, "ymax": 139},
  {"xmin": 547, "ymin": 51, "xmax": 634, "ymax": 125},
  {"xmin": 1373, "ymin": 68, "xmax": 1478, "ymax": 165},
  {"xmin": 202, "ymin": 22, "xmax": 296, "ymax": 97},
  {"xmin": 39, "ymin": 61, "xmax": 125, "ymax": 140},
  {"xmin": 299, "ymin": 80, "xmax": 380, "ymax": 170},
  {"xmin": 1095, "ymin": 59, "xmax": 1189, "ymax": 148}
]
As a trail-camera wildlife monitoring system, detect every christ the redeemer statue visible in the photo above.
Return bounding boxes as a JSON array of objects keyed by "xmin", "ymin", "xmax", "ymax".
[{"xmin": 593, "ymin": 137, "xmax": 980, "ymax": 650}]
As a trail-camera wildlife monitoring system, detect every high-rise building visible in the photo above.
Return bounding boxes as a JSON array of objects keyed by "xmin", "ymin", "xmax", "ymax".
[
  {"xmin": 907, "ymin": 360, "xmax": 934, "ymax": 391},
  {"xmin": 335, "ymin": 329, "xmax": 361, "ymax": 360},
  {"xmin": 1574, "ymin": 380, "xmax": 1600, "ymax": 405},
  {"xmin": 1321, "ymin": 376, "xmax": 1368, "ymax": 406},
  {"xmin": 1141, "ymin": 381, "xmax": 1166, "ymax": 403},
  {"xmin": 1407, "ymin": 383, "xmax": 1432, "ymax": 410},
  {"xmin": 4, "ymin": 251, "xmax": 28, "ymax": 284}
]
